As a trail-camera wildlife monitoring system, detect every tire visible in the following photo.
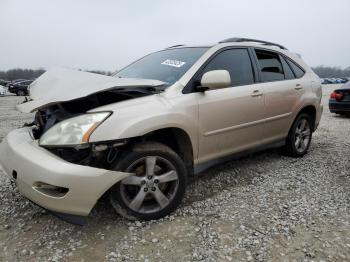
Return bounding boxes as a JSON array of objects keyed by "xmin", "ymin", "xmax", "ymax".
[
  {"xmin": 339, "ymin": 113, "xmax": 350, "ymax": 117},
  {"xmin": 17, "ymin": 90, "xmax": 25, "ymax": 96},
  {"xmin": 109, "ymin": 142, "xmax": 187, "ymax": 220},
  {"xmin": 283, "ymin": 113, "xmax": 313, "ymax": 157}
]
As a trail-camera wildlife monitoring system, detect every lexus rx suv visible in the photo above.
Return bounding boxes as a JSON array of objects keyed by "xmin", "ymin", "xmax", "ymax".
[{"xmin": 0, "ymin": 38, "xmax": 323, "ymax": 224}]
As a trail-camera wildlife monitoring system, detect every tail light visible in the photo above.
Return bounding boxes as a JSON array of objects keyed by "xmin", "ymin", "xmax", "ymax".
[{"xmin": 330, "ymin": 91, "xmax": 343, "ymax": 101}]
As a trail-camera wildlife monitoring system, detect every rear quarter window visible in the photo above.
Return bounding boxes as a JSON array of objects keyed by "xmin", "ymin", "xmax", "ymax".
[
  {"xmin": 280, "ymin": 56, "xmax": 295, "ymax": 80},
  {"xmin": 287, "ymin": 58, "xmax": 305, "ymax": 78}
]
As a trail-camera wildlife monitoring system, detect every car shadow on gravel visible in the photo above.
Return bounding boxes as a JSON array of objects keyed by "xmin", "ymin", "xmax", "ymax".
[
  {"xmin": 184, "ymin": 148, "xmax": 284, "ymax": 203},
  {"xmin": 89, "ymin": 147, "xmax": 284, "ymax": 224}
]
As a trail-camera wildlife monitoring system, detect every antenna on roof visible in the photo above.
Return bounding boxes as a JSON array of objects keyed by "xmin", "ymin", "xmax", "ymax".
[{"xmin": 218, "ymin": 37, "xmax": 287, "ymax": 50}]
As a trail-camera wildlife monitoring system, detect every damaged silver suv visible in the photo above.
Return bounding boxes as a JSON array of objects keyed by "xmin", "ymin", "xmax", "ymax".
[{"xmin": 0, "ymin": 38, "xmax": 323, "ymax": 224}]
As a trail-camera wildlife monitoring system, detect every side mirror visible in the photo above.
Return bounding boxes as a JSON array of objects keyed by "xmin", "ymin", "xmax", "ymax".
[{"xmin": 199, "ymin": 70, "xmax": 231, "ymax": 90}]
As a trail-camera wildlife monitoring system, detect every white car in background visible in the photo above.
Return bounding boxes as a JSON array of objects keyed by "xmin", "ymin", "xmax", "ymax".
[{"xmin": 0, "ymin": 85, "xmax": 6, "ymax": 96}]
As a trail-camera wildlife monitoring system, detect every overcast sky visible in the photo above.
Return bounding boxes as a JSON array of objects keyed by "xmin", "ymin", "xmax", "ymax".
[{"xmin": 0, "ymin": 0, "xmax": 349, "ymax": 71}]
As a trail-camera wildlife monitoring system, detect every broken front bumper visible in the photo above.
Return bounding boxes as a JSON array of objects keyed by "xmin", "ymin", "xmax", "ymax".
[{"xmin": 0, "ymin": 127, "xmax": 130, "ymax": 220}]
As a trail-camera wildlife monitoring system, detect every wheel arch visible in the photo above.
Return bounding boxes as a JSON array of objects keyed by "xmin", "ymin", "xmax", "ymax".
[
  {"xmin": 134, "ymin": 127, "xmax": 195, "ymax": 175},
  {"xmin": 93, "ymin": 127, "xmax": 194, "ymax": 215},
  {"xmin": 293, "ymin": 105, "xmax": 317, "ymax": 131}
]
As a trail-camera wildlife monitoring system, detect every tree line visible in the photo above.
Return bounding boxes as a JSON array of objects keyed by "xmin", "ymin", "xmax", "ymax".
[
  {"xmin": 0, "ymin": 69, "xmax": 113, "ymax": 81},
  {"xmin": 312, "ymin": 66, "xmax": 350, "ymax": 78},
  {"xmin": 0, "ymin": 66, "xmax": 349, "ymax": 81}
]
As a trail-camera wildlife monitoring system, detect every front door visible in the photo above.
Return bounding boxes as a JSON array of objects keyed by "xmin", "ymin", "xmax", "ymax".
[{"xmin": 196, "ymin": 48, "xmax": 266, "ymax": 163}]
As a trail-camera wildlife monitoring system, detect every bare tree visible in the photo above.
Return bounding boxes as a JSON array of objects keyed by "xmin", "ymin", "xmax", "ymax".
[{"xmin": 312, "ymin": 66, "xmax": 350, "ymax": 78}]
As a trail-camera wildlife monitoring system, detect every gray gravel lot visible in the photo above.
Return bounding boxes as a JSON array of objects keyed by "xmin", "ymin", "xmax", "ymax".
[{"xmin": 0, "ymin": 84, "xmax": 349, "ymax": 261}]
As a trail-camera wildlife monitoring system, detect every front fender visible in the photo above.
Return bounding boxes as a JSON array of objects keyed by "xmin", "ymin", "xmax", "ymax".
[
  {"xmin": 88, "ymin": 94, "xmax": 199, "ymax": 158},
  {"xmin": 90, "ymin": 113, "xmax": 197, "ymax": 148}
]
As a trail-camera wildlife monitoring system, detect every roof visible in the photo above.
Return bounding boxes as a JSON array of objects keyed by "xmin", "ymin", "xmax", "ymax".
[
  {"xmin": 166, "ymin": 37, "xmax": 288, "ymax": 51},
  {"xmin": 218, "ymin": 37, "xmax": 287, "ymax": 50}
]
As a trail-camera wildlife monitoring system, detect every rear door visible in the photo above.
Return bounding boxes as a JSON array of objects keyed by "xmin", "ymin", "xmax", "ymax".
[
  {"xmin": 196, "ymin": 48, "xmax": 266, "ymax": 163},
  {"xmin": 252, "ymin": 49, "xmax": 305, "ymax": 142}
]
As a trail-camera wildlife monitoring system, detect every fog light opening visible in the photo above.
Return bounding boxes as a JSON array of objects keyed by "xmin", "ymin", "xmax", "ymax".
[
  {"xmin": 12, "ymin": 170, "xmax": 17, "ymax": 180},
  {"xmin": 33, "ymin": 182, "xmax": 69, "ymax": 198}
]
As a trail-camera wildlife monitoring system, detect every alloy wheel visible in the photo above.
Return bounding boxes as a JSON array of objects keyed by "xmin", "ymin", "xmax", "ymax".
[
  {"xmin": 294, "ymin": 118, "xmax": 311, "ymax": 153},
  {"xmin": 119, "ymin": 156, "xmax": 179, "ymax": 214}
]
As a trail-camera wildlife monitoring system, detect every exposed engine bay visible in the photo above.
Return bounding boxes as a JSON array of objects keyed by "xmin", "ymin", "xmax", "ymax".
[
  {"xmin": 24, "ymin": 86, "xmax": 162, "ymax": 168},
  {"xmin": 28, "ymin": 87, "xmax": 161, "ymax": 138}
]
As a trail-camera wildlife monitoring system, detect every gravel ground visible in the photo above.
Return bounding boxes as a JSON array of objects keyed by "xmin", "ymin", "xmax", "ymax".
[{"xmin": 0, "ymin": 85, "xmax": 349, "ymax": 261}]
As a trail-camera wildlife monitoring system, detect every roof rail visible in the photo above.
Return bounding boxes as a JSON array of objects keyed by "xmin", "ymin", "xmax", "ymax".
[
  {"xmin": 166, "ymin": 44, "xmax": 185, "ymax": 49},
  {"xmin": 218, "ymin": 37, "xmax": 287, "ymax": 50}
]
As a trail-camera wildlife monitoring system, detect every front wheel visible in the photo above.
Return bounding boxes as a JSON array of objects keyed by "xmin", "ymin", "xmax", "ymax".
[
  {"xmin": 109, "ymin": 142, "xmax": 187, "ymax": 220},
  {"xmin": 283, "ymin": 113, "xmax": 313, "ymax": 157}
]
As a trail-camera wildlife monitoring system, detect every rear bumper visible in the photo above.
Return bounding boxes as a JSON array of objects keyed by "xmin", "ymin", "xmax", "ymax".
[
  {"xmin": 329, "ymin": 100, "xmax": 350, "ymax": 113},
  {"xmin": 0, "ymin": 127, "xmax": 130, "ymax": 217}
]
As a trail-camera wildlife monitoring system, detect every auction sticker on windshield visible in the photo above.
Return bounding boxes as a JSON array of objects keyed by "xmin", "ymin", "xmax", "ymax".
[{"xmin": 161, "ymin": 59, "xmax": 186, "ymax": 68}]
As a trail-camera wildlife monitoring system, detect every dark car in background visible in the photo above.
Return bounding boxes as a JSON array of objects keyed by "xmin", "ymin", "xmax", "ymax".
[
  {"xmin": 329, "ymin": 81, "xmax": 350, "ymax": 116},
  {"xmin": 340, "ymin": 77, "xmax": 349, "ymax": 83},
  {"xmin": 7, "ymin": 80, "xmax": 33, "ymax": 96},
  {"xmin": 321, "ymin": 78, "xmax": 332, "ymax": 84},
  {"xmin": 7, "ymin": 79, "xmax": 27, "ymax": 85}
]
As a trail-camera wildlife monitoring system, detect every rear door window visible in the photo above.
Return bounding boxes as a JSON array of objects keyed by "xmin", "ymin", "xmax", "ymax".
[{"xmin": 255, "ymin": 50, "xmax": 284, "ymax": 82}]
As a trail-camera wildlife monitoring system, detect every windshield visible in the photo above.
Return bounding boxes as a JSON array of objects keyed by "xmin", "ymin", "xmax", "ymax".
[{"xmin": 114, "ymin": 47, "xmax": 209, "ymax": 87}]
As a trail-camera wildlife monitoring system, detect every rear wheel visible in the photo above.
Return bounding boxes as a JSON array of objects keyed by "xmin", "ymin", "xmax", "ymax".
[
  {"xmin": 283, "ymin": 113, "xmax": 312, "ymax": 157},
  {"xmin": 109, "ymin": 142, "xmax": 187, "ymax": 220}
]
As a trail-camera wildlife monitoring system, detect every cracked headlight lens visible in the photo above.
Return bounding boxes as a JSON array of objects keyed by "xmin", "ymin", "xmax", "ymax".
[{"xmin": 39, "ymin": 112, "xmax": 111, "ymax": 146}]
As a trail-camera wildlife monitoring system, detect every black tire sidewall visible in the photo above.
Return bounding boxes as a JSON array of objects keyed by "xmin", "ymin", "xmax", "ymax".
[
  {"xmin": 109, "ymin": 142, "xmax": 187, "ymax": 220},
  {"xmin": 287, "ymin": 113, "xmax": 313, "ymax": 157}
]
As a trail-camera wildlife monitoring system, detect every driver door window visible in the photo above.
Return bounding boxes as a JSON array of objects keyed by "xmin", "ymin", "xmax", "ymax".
[{"xmin": 201, "ymin": 48, "xmax": 255, "ymax": 87}]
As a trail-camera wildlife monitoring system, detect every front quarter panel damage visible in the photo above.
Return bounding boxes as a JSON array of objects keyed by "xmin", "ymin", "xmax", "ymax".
[
  {"xmin": 0, "ymin": 128, "xmax": 133, "ymax": 216},
  {"xmin": 88, "ymin": 94, "xmax": 198, "ymax": 160}
]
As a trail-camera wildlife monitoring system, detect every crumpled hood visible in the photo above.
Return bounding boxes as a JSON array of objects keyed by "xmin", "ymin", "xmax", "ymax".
[{"xmin": 17, "ymin": 68, "xmax": 165, "ymax": 113}]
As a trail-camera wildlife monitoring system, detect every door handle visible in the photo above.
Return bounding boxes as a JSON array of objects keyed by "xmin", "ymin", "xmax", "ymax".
[
  {"xmin": 295, "ymin": 84, "xmax": 303, "ymax": 90},
  {"xmin": 251, "ymin": 90, "xmax": 263, "ymax": 97}
]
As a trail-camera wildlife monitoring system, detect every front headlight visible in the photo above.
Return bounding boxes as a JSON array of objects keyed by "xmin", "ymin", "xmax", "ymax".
[{"xmin": 39, "ymin": 112, "xmax": 111, "ymax": 146}]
